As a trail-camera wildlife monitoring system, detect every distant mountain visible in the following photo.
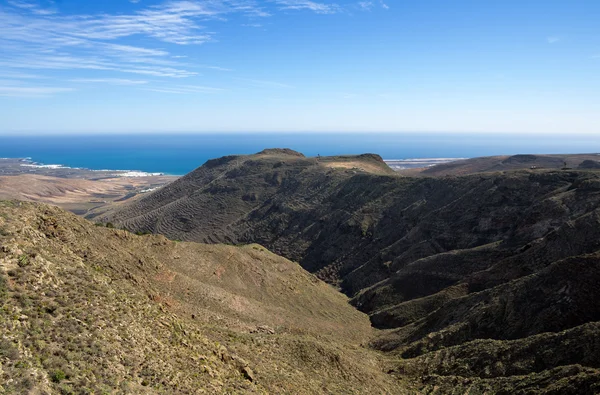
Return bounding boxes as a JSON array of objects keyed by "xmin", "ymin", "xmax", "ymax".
[
  {"xmin": 398, "ymin": 153, "xmax": 600, "ymax": 176},
  {"xmin": 102, "ymin": 149, "xmax": 600, "ymax": 392}
]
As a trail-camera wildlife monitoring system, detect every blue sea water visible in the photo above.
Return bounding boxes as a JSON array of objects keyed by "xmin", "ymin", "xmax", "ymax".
[{"xmin": 1, "ymin": 133, "xmax": 599, "ymax": 176}]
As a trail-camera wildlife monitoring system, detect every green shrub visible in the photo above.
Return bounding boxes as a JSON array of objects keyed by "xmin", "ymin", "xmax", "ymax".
[
  {"xmin": 18, "ymin": 254, "xmax": 29, "ymax": 267},
  {"xmin": 0, "ymin": 339, "xmax": 19, "ymax": 360},
  {"xmin": 16, "ymin": 293, "xmax": 31, "ymax": 307},
  {"xmin": 50, "ymin": 369, "xmax": 66, "ymax": 383},
  {"xmin": 0, "ymin": 273, "xmax": 6, "ymax": 297}
]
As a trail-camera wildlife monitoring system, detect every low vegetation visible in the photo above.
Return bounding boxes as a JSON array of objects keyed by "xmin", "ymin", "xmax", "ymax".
[
  {"xmin": 101, "ymin": 150, "xmax": 600, "ymax": 392},
  {"xmin": 0, "ymin": 202, "xmax": 401, "ymax": 394}
]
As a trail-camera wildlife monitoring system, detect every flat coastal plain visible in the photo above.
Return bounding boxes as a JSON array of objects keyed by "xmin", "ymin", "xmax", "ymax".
[{"xmin": 0, "ymin": 158, "xmax": 177, "ymax": 217}]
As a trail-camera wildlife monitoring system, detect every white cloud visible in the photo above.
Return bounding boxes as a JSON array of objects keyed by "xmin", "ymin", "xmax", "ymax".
[
  {"xmin": 0, "ymin": 5, "xmax": 205, "ymax": 78},
  {"xmin": 0, "ymin": 0, "xmax": 273, "ymax": 80},
  {"xmin": 0, "ymin": 0, "xmax": 347, "ymax": 96}
]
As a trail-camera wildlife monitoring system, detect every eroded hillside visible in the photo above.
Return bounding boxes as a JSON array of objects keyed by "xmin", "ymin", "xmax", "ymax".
[
  {"xmin": 103, "ymin": 149, "xmax": 600, "ymax": 393},
  {"xmin": 0, "ymin": 201, "xmax": 402, "ymax": 394}
]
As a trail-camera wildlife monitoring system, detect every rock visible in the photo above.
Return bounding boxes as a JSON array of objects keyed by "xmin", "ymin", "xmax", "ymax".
[
  {"xmin": 251, "ymin": 325, "xmax": 275, "ymax": 335},
  {"xmin": 218, "ymin": 345, "xmax": 232, "ymax": 363},
  {"xmin": 232, "ymin": 356, "xmax": 249, "ymax": 368},
  {"xmin": 241, "ymin": 366, "xmax": 255, "ymax": 382}
]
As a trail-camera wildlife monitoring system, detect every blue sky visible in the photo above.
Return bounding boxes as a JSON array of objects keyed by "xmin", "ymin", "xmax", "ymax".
[{"xmin": 0, "ymin": 0, "xmax": 599, "ymax": 134}]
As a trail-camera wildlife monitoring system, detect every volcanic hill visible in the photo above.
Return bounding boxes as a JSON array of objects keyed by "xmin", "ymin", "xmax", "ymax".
[
  {"xmin": 101, "ymin": 149, "xmax": 600, "ymax": 393},
  {"xmin": 399, "ymin": 153, "xmax": 600, "ymax": 177}
]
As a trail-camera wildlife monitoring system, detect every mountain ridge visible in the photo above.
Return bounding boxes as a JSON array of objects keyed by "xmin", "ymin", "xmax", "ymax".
[{"xmin": 100, "ymin": 149, "xmax": 600, "ymax": 392}]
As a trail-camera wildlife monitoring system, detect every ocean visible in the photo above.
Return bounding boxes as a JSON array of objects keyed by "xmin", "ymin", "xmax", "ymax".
[{"xmin": 1, "ymin": 133, "xmax": 599, "ymax": 176}]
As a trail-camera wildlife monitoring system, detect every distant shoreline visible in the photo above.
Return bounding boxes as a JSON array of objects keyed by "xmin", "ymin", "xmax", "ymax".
[
  {"xmin": 0, "ymin": 157, "xmax": 174, "ymax": 178},
  {"xmin": 0, "ymin": 157, "xmax": 178, "ymax": 218},
  {"xmin": 2, "ymin": 133, "xmax": 599, "ymax": 176},
  {"xmin": 384, "ymin": 158, "xmax": 465, "ymax": 170},
  {"xmin": 2, "ymin": 156, "xmax": 466, "ymax": 176}
]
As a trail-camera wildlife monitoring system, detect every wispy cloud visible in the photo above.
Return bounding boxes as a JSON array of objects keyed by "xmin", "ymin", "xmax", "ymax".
[
  {"xmin": 358, "ymin": 2, "xmax": 373, "ymax": 11},
  {"xmin": 143, "ymin": 84, "xmax": 226, "ymax": 94},
  {"xmin": 237, "ymin": 78, "xmax": 295, "ymax": 88},
  {"xmin": 7, "ymin": 0, "xmax": 57, "ymax": 15},
  {"xmin": 70, "ymin": 78, "xmax": 150, "ymax": 85},
  {"xmin": 0, "ymin": 71, "xmax": 45, "ymax": 79},
  {"xmin": 547, "ymin": 36, "xmax": 560, "ymax": 44},
  {"xmin": 192, "ymin": 64, "xmax": 233, "ymax": 71},
  {"xmin": 0, "ymin": 54, "xmax": 199, "ymax": 78},
  {"xmin": 0, "ymin": 0, "xmax": 345, "ymax": 97},
  {"xmin": 0, "ymin": 3, "xmax": 210, "ymax": 80},
  {"xmin": 0, "ymin": 86, "xmax": 74, "ymax": 98},
  {"xmin": 357, "ymin": 1, "xmax": 388, "ymax": 11},
  {"xmin": 272, "ymin": 0, "xmax": 341, "ymax": 14}
]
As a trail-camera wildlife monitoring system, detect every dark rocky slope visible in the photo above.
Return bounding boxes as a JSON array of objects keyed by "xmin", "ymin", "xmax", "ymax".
[{"xmin": 103, "ymin": 150, "xmax": 600, "ymax": 392}]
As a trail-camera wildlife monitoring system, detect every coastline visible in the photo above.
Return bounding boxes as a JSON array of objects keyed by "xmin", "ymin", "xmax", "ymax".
[
  {"xmin": 8, "ymin": 157, "xmax": 170, "ymax": 177},
  {"xmin": 0, "ymin": 157, "xmax": 178, "ymax": 218},
  {"xmin": 5, "ymin": 156, "xmax": 467, "ymax": 175},
  {"xmin": 384, "ymin": 157, "xmax": 465, "ymax": 170}
]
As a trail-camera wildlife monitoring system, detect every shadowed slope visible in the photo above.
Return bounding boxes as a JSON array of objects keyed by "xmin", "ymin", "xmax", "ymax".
[{"xmin": 101, "ymin": 151, "xmax": 600, "ymax": 392}]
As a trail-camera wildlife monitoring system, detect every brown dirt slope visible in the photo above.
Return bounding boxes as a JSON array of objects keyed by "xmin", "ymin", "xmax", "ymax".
[
  {"xmin": 0, "ymin": 201, "xmax": 403, "ymax": 394},
  {"xmin": 0, "ymin": 174, "xmax": 175, "ymax": 217}
]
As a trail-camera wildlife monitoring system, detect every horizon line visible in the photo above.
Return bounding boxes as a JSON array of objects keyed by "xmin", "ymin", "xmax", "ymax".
[{"xmin": 1, "ymin": 130, "xmax": 600, "ymax": 136}]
